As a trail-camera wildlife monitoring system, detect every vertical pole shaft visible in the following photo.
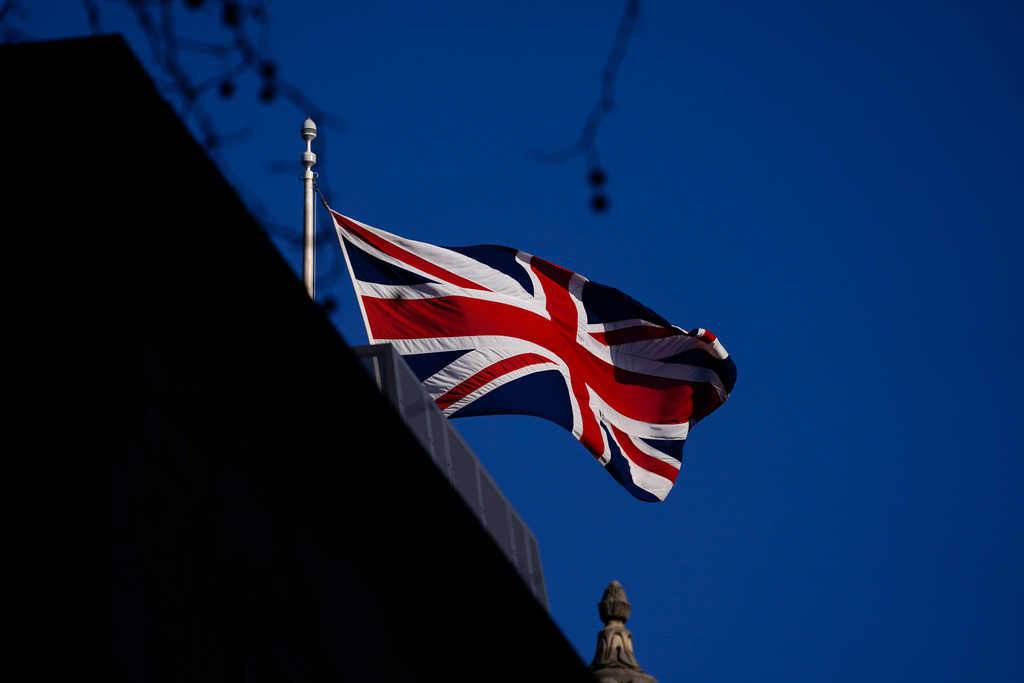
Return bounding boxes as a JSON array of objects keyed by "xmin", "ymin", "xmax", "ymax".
[
  {"xmin": 303, "ymin": 168, "xmax": 315, "ymax": 298},
  {"xmin": 301, "ymin": 117, "xmax": 318, "ymax": 300}
]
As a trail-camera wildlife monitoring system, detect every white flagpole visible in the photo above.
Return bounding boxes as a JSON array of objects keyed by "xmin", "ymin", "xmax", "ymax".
[{"xmin": 301, "ymin": 117, "xmax": 318, "ymax": 300}]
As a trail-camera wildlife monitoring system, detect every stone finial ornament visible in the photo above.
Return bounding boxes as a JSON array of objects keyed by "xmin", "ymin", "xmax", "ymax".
[{"xmin": 589, "ymin": 581, "xmax": 658, "ymax": 683}]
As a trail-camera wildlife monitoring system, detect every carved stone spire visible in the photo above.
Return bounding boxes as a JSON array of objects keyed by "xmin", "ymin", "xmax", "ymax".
[{"xmin": 589, "ymin": 582, "xmax": 658, "ymax": 683}]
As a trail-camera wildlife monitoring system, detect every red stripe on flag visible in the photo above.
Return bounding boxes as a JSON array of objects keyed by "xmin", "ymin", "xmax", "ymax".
[
  {"xmin": 590, "ymin": 325, "xmax": 678, "ymax": 346},
  {"xmin": 529, "ymin": 257, "xmax": 606, "ymax": 451},
  {"xmin": 689, "ymin": 328, "xmax": 717, "ymax": 343},
  {"xmin": 435, "ymin": 352, "xmax": 552, "ymax": 410},
  {"xmin": 362, "ymin": 295, "xmax": 697, "ymax": 424},
  {"xmin": 334, "ymin": 211, "xmax": 488, "ymax": 291},
  {"xmin": 610, "ymin": 424, "xmax": 681, "ymax": 483},
  {"xmin": 530, "ymin": 258, "xmax": 579, "ymax": 337}
]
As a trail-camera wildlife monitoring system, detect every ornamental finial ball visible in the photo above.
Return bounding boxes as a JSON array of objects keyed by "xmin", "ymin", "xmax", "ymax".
[
  {"xmin": 598, "ymin": 580, "xmax": 632, "ymax": 624},
  {"xmin": 301, "ymin": 117, "xmax": 317, "ymax": 141}
]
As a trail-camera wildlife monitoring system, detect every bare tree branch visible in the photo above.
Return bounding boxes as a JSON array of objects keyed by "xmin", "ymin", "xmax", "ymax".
[{"xmin": 528, "ymin": 0, "xmax": 642, "ymax": 213}]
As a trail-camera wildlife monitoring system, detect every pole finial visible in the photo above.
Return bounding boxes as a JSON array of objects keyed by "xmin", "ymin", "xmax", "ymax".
[
  {"xmin": 302, "ymin": 117, "xmax": 317, "ymax": 171},
  {"xmin": 301, "ymin": 117, "xmax": 317, "ymax": 141}
]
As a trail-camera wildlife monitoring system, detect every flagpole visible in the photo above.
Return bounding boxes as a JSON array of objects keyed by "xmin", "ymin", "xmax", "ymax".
[{"xmin": 301, "ymin": 117, "xmax": 318, "ymax": 300}]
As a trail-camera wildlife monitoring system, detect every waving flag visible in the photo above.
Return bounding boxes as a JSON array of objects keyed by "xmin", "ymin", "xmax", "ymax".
[{"xmin": 332, "ymin": 208, "xmax": 736, "ymax": 501}]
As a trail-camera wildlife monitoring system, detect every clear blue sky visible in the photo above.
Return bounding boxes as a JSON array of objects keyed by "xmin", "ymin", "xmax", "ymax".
[{"xmin": 11, "ymin": 1, "xmax": 1023, "ymax": 680}]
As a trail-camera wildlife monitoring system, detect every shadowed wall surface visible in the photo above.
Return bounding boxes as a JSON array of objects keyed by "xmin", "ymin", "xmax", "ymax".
[{"xmin": 10, "ymin": 36, "xmax": 590, "ymax": 683}]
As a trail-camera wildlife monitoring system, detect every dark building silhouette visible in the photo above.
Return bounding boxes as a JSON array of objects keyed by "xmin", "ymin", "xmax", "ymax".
[{"xmin": 9, "ymin": 35, "xmax": 592, "ymax": 682}]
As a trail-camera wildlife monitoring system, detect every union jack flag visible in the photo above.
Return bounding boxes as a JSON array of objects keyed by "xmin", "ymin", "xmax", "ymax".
[{"xmin": 332, "ymin": 208, "xmax": 736, "ymax": 502}]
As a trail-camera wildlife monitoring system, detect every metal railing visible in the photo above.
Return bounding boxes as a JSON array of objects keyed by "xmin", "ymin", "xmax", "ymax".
[{"xmin": 353, "ymin": 344, "xmax": 548, "ymax": 610}]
